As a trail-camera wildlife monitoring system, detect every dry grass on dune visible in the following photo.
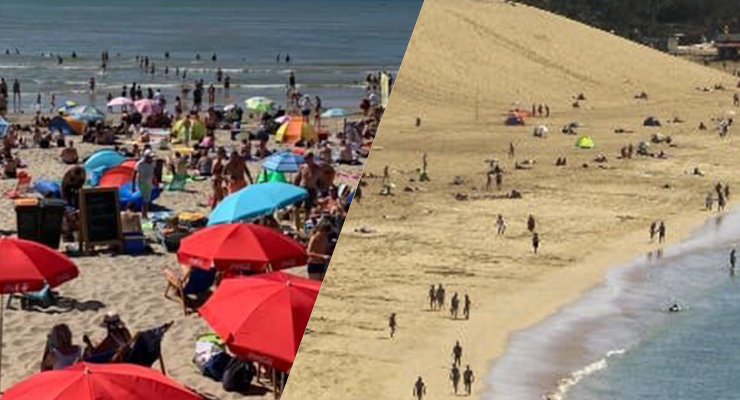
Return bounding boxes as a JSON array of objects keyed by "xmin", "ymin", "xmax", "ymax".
[{"xmin": 284, "ymin": 1, "xmax": 739, "ymax": 400}]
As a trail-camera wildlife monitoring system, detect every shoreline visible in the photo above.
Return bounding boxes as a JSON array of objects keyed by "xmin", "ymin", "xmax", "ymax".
[{"xmin": 481, "ymin": 202, "xmax": 740, "ymax": 400}]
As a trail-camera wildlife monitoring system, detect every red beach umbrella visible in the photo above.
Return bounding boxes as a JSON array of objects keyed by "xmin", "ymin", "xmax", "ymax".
[
  {"xmin": 177, "ymin": 224, "xmax": 307, "ymax": 274},
  {"xmin": 98, "ymin": 165, "xmax": 135, "ymax": 189},
  {"xmin": 0, "ymin": 237, "xmax": 79, "ymax": 390},
  {"xmin": 198, "ymin": 272, "xmax": 320, "ymax": 372},
  {"xmin": 2, "ymin": 362, "xmax": 202, "ymax": 400}
]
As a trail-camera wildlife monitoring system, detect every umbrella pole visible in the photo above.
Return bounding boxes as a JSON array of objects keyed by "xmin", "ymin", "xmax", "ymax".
[{"xmin": 1, "ymin": 294, "xmax": 4, "ymax": 392}]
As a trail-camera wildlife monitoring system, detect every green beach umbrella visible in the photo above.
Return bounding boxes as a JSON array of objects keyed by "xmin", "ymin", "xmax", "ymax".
[{"xmin": 245, "ymin": 97, "xmax": 275, "ymax": 114}]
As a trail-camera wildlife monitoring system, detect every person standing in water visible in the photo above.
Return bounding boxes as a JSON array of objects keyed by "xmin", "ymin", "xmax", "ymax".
[
  {"xmin": 650, "ymin": 221, "xmax": 657, "ymax": 242},
  {"xmin": 428, "ymin": 285, "xmax": 436, "ymax": 310},
  {"xmin": 12, "ymin": 79, "xmax": 20, "ymax": 113},
  {"xmin": 658, "ymin": 221, "xmax": 666, "ymax": 244},
  {"xmin": 495, "ymin": 214, "xmax": 506, "ymax": 235},
  {"xmin": 731, "ymin": 248, "xmax": 737, "ymax": 277}
]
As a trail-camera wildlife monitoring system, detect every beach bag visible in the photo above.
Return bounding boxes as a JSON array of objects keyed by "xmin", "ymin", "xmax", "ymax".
[{"xmin": 222, "ymin": 358, "xmax": 255, "ymax": 393}]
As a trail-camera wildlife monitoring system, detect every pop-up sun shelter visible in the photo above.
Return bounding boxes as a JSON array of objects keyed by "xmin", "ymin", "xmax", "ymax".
[{"xmin": 49, "ymin": 116, "xmax": 85, "ymax": 136}]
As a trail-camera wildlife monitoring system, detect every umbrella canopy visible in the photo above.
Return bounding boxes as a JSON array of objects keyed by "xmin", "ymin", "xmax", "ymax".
[
  {"xmin": 134, "ymin": 99, "xmax": 162, "ymax": 115},
  {"xmin": 69, "ymin": 105, "xmax": 105, "ymax": 123},
  {"xmin": 3, "ymin": 362, "xmax": 201, "ymax": 400},
  {"xmin": 244, "ymin": 97, "xmax": 275, "ymax": 113},
  {"xmin": 172, "ymin": 118, "xmax": 206, "ymax": 142},
  {"xmin": 275, "ymin": 119, "xmax": 317, "ymax": 145},
  {"xmin": 0, "ymin": 237, "xmax": 78, "ymax": 293},
  {"xmin": 199, "ymin": 272, "xmax": 320, "ymax": 372},
  {"xmin": 321, "ymin": 108, "xmax": 350, "ymax": 118},
  {"xmin": 98, "ymin": 165, "xmax": 135, "ymax": 189},
  {"xmin": 178, "ymin": 224, "xmax": 307, "ymax": 273},
  {"xmin": 56, "ymin": 101, "xmax": 78, "ymax": 115},
  {"xmin": 0, "ymin": 118, "xmax": 10, "ymax": 137},
  {"xmin": 107, "ymin": 97, "xmax": 134, "ymax": 107},
  {"xmin": 263, "ymin": 151, "xmax": 304, "ymax": 173},
  {"xmin": 207, "ymin": 183, "xmax": 308, "ymax": 226}
]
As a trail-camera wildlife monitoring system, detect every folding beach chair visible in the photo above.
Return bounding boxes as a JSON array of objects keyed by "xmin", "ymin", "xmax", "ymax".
[
  {"xmin": 114, "ymin": 321, "xmax": 174, "ymax": 374},
  {"xmin": 164, "ymin": 266, "xmax": 217, "ymax": 315}
]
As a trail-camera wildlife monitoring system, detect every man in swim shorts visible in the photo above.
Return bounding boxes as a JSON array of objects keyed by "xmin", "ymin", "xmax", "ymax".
[{"xmin": 133, "ymin": 150, "xmax": 156, "ymax": 219}]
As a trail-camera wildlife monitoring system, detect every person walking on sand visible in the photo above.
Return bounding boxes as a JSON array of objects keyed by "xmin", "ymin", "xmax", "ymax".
[
  {"xmin": 436, "ymin": 284, "xmax": 446, "ymax": 310},
  {"xmin": 413, "ymin": 377, "xmax": 426, "ymax": 400},
  {"xmin": 650, "ymin": 221, "xmax": 657, "ymax": 242},
  {"xmin": 706, "ymin": 192, "xmax": 714, "ymax": 211},
  {"xmin": 389, "ymin": 313, "xmax": 397, "ymax": 338},
  {"xmin": 527, "ymin": 214, "xmax": 536, "ymax": 233},
  {"xmin": 724, "ymin": 184, "xmax": 730, "ymax": 200},
  {"xmin": 495, "ymin": 171, "xmax": 503, "ymax": 190},
  {"xmin": 419, "ymin": 153, "xmax": 430, "ymax": 182},
  {"xmin": 452, "ymin": 340, "xmax": 463, "ymax": 366},
  {"xmin": 545, "ymin": 104, "xmax": 550, "ymax": 117},
  {"xmin": 429, "ymin": 285, "xmax": 436, "ymax": 310},
  {"xmin": 496, "ymin": 214, "xmax": 506, "ymax": 235},
  {"xmin": 463, "ymin": 365, "xmax": 475, "ymax": 396},
  {"xmin": 463, "ymin": 294, "xmax": 471, "ymax": 320},
  {"xmin": 450, "ymin": 364, "xmax": 461, "ymax": 395},
  {"xmin": 450, "ymin": 292, "xmax": 460, "ymax": 319},
  {"xmin": 532, "ymin": 232, "xmax": 540, "ymax": 254},
  {"xmin": 508, "ymin": 142, "xmax": 515, "ymax": 158},
  {"xmin": 658, "ymin": 222, "xmax": 666, "ymax": 244}
]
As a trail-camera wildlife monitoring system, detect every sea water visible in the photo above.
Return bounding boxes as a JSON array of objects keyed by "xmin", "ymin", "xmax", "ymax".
[
  {"xmin": 0, "ymin": 0, "xmax": 422, "ymax": 111},
  {"xmin": 486, "ymin": 211, "xmax": 740, "ymax": 400}
]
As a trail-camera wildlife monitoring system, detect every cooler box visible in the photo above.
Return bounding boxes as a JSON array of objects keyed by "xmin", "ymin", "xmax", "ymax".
[{"xmin": 122, "ymin": 233, "xmax": 146, "ymax": 255}]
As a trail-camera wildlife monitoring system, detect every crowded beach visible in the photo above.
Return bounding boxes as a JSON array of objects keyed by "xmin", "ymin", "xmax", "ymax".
[{"xmin": 0, "ymin": 50, "xmax": 389, "ymax": 398}]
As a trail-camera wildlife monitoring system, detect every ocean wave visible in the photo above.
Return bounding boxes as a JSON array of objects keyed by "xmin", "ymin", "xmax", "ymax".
[{"xmin": 544, "ymin": 349, "xmax": 626, "ymax": 400}]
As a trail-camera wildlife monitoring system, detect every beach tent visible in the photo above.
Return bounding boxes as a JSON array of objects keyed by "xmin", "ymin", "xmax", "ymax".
[
  {"xmin": 575, "ymin": 135, "xmax": 594, "ymax": 149},
  {"xmin": 643, "ymin": 116, "xmax": 661, "ymax": 127},
  {"xmin": 98, "ymin": 165, "xmax": 135, "ymax": 189},
  {"xmin": 69, "ymin": 105, "xmax": 105, "ymax": 123},
  {"xmin": 83, "ymin": 149, "xmax": 127, "ymax": 186},
  {"xmin": 275, "ymin": 119, "xmax": 317, "ymax": 145},
  {"xmin": 172, "ymin": 118, "xmax": 206, "ymax": 142},
  {"xmin": 49, "ymin": 116, "xmax": 85, "ymax": 135},
  {"xmin": 0, "ymin": 118, "xmax": 10, "ymax": 137},
  {"xmin": 505, "ymin": 113, "xmax": 525, "ymax": 126}
]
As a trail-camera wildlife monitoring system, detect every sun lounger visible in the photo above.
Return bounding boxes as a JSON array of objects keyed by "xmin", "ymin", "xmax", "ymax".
[{"xmin": 164, "ymin": 266, "xmax": 217, "ymax": 315}]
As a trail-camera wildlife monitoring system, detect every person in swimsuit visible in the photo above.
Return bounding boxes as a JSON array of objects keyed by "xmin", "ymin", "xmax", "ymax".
[
  {"xmin": 41, "ymin": 324, "xmax": 82, "ymax": 371},
  {"xmin": 306, "ymin": 222, "xmax": 332, "ymax": 280},
  {"xmin": 83, "ymin": 312, "xmax": 132, "ymax": 357},
  {"xmin": 224, "ymin": 149, "xmax": 253, "ymax": 194},
  {"xmin": 211, "ymin": 148, "xmax": 227, "ymax": 209}
]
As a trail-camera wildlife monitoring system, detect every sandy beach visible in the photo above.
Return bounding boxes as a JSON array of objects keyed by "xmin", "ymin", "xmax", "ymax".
[{"xmin": 283, "ymin": 1, "xmax": 739, "ymax": 399}]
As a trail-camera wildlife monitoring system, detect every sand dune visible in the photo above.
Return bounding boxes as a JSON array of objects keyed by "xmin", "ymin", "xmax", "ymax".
[{"xmin": 283, "ymin": 1, "xmax": 738, "ymax": 399}]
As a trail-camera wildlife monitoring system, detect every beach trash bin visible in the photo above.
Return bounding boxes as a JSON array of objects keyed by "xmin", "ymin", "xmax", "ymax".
[
  {"xmin": 15, "ymin": 198, "xmax": 41, "ymax": 243},
  {"xmin": 39, "ymin": 198, "xmax": 66, "ymax": 249}
]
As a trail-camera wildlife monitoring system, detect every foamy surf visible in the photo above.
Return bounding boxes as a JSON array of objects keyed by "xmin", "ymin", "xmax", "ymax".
[{"xmin": 543, "ymin": 349, "xmax": 626, "ymax": 400}]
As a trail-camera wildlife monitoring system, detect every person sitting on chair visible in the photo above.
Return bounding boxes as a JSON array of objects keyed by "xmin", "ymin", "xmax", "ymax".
[
  {"xmin": 120, "ymin": 202, "xmax": 143, "ymax": 234},
  {"xmin": 83, "ymin": 312, "xmax": 133, "ymax": 358},
  {"xmin": 41, "ymin": 324, "xmax": 82, "ymax": 371}
]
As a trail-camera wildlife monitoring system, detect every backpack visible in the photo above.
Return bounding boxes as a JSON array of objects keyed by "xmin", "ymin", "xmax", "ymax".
[{"xmin": 222, "ymin": 358, "xmax": 255, "ymax": 393}]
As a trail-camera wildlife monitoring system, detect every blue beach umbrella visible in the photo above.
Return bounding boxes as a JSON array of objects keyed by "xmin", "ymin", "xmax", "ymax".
[
  {"xmin": 321, "ymin": 108, "xmax": 350, "ymax": 118},
  {"xmin": 262, "ymin": 151, "xmax": 304, "ymax": 173},
  {"xmin": 208, "ymin": 182, "xmax": 308, "ymax": 226}
]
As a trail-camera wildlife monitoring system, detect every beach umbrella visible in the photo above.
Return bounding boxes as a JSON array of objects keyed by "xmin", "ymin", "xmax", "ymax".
[
  {"xmin": 198, "ymin": 272, "xmax": 320, "ymax": 372},
  {"xmin": 98, "ymin": 165, "xmax": 135, "ymax": 189},
  {"xmin": 0, "ymin": 237, "xmax": 80, "ymax": 390},
  {"xmin": 3, "ymin": 362, "xmax": 201, "ymax": 400},
  {"xmin": 178, "ymin": 224, "xmax": 307, "ymax": 273},
  {"xmin": 263, "ymin": 151, "xmax": 304, "ymax": 173},
  {"xmin": 0, "ymin": 118, "xmax": 10, "ymax": 137},
  {"xmin": 107, "ymin": 97, "xmax": 134, "ymax": 108},
  {"xmin": 134, "ymin": 99, "xmax": 162, "ymax": 115},
  {"xmin": 69, "ymin": 105, "xmax": 105, "ymax": 123},
  {"xmin": 321, "ymin": 108, "xmax": 350, "ymax": 118},
  {"xmin": 245, "ymin": 96, "xmax": 275, "ymax": 113},
  {"xmin": 207, "ymin": 182, "xmax": 308, "ymax": 226},
  {"xmin": 49, "ymin": 116, "xmax": 85, "ymax": 136}
]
